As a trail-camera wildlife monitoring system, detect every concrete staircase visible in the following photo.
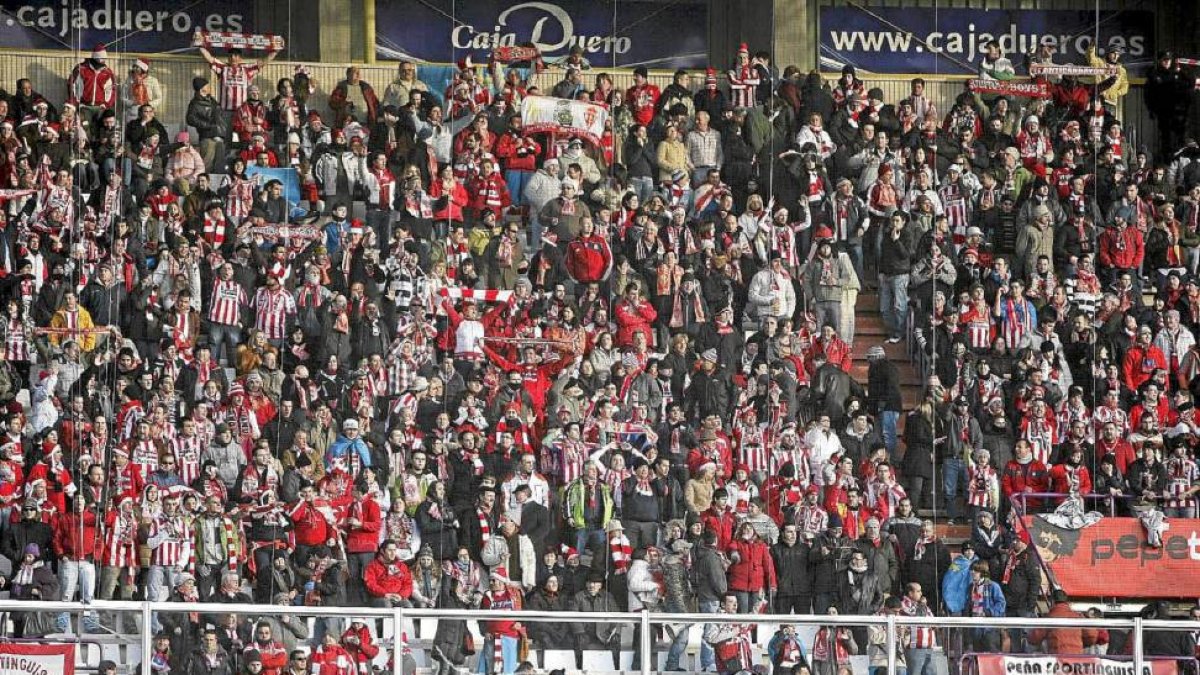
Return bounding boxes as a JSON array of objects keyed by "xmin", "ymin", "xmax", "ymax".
[{"xmin": 849, "ymin": 291, "xmax": 925, "ymax": 425}]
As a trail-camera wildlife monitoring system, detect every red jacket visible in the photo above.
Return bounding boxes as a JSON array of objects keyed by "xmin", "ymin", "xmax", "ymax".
[
  {"xmin": 339, "ymin": 623, "xmax": 380, "ymax": 665},
  {"xmin": 430, "ymin": 179, "xmax": 468, "ymax": 222},
  {"xmin": 343, "ymin": 497, "xmax": 382, "ymax": 554},
  {"xmin": 363, "ymin": 554, "xmax": 413, "ymax": 599},
  {"xmin": 626, "ymin": 83, "xmax": 661, "ymax": 126},
  {"xmin": 290, "ymin": 501, "xmax": 334, "ymax": 547},
  {"xmin": 1098, "ymin": 226, "xmax": 1144, "ymax": 270},
  {"xmin": 701, "ymin": 506, "xmax": 736, "ymax": 550},
  {"xmin": 245, "ymin": 641, "xmax": 288, "ymax": 675},
  {"xmin": 565, "ymin": 235, "xmax": 613, "ymax": 284},
  {"xmin": 1122, "ymin": 345, "xmax": 1167, "ymax": 391},
  {"xmin": 1001, "ymin": 458, "xmax": 1050, "ymax": 510},
  {"xmin": 69, "ymin": 61, "xmax": 115, "ymax": 108},
  {"xmin": 1028, "ymin": 602, "xmax": 1099, "ymax": 654},
  {"xmin": 1096, "ymin": 438, "xmax": 1136, "ymax": 474},
  {"xmin": 470, "ymin": 172, "xmax": 512, "ymax": 215},
  {"xmin": 53, "ymin": 509, "xmax": 101, "ymax": 560},
  {"xmin": 614, "ymin": 298, "xmax": 657, "ymax": 348},
  {"xmin": 727, "ymin": 536, "xmax": 777, "ymax": 593},
  {"xmin": 311, "ymin": 644, "xmax": 355, "ymax": 675},
  {"xmin": 495, "ymin": 131, "xmax": 541, "ymax": 173},
  {"xmin": 1048, "ymin": 463, "xmax": 1093, "ymax": 498}
]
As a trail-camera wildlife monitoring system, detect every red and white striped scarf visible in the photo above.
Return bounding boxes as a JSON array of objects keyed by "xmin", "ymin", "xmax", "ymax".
[
  {"xmin": 203, "ymin": 214, "xmax": 227, "ymax": 247},
  {"xmin": 609, "ymin": 532, "xmax": 632, "ymax": 573},
  {"xmin": 477, "ymin": 506, "xmax": 492, "ymax": 543}
]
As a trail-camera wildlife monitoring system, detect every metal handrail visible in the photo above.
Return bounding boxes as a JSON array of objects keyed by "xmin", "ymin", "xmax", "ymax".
[
  {"xmin": 4, "ymin": 600, "xmax": 1196, "ymax": 675},
  {"xmin": 1014, "ymin": 491, "xmax": 1134, "ymax": 517}
]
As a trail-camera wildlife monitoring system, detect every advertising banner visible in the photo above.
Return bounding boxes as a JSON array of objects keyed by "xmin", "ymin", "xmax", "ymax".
[
  {"xmin": 374, "ymin": 0, "xmax": 708, "ymax": 68},
  {"xmin": 0, "ymin": 0, "xmax": 250, "ymax": 52},
  {"xmin": 975, "ymin": 654, "xmax": 1177, "ymax": 675},
  {"xmin": 1024, "ymin": 516, "xmax": 1200, "ymax": 598},
  {"xmin": 819, "ymin": 8, "xmax": 1155, "ymax": 76},
  {"xmin": 0, "ymin": 643, "xmax": 75, "ymax": 675},
  {"xmin": 520, "ymin": 96, "xmax": 608, "ymax": 145},
  {"xmin": 245, "ymin": 167, "xmax": 300, "ymax": 206}
]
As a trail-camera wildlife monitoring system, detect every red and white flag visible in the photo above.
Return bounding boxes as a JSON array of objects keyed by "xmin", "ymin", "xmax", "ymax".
[{"xmin": 438, "ymin": 287, "xmax": 513, "ymax": 303}]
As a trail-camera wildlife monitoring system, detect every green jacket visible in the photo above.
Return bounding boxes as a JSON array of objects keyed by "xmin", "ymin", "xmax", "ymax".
[{"xmin": 563, "ymin": 479, "xmax": 613, "ymax": 531}]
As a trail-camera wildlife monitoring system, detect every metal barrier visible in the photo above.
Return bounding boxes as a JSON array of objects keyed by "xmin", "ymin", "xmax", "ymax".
[
  {"xmin": 1014, "ymin": 491, "xmax": 1139, "ymax": 518},
  {"xmin": 0, "ymin": 600, "xmax": 1195, "ymax": 675}
]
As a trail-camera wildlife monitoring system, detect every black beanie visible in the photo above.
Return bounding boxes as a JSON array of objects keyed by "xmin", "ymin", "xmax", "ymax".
[{"xmin": 192, "ymin": 77, "xmax": 207, "ymax": 92}]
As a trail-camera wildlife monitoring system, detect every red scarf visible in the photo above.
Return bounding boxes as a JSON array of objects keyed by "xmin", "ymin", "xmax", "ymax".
[
  {"xmin": 477, "ymin": 506, "xmax": 492, "ymax": 543},
  {"xmin": 609, "ymin": 532, "xmax": 632, "ymax": 573}
]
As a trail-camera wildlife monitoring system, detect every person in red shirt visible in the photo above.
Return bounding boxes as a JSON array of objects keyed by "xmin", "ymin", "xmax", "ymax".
[
  {"xmin": 54, "ymin": 494, "xmax": 101, "ymax": 631},
  {"xmin": 494, "ymin": 114, "xmax": 541, "ymax": 199},
  {"xmin": 1096, "ymin": 421, "xmax": 1137, "ymax": 474},
  {"xmin": 1123, "ymin": 325, "xmax": 1167, "ymax": 392},
  {"xmin": 363, "ymin": 538, "xmax": 413, "ymax": 607},
  {"xmin": 311, "ymin": 631, "xmax": 356, "ymax": 675},
  {"xmin": 625, "ymin": 66, "xmax": 661, "ymax": 127},
  {"xmin": 480, "ymin": 340, "xmax": 575, "ymax": 419},
  {"xmin": 1001, "ymin": 440, "xmax": 1051, "ymax": 515},
  {"xmin": 1048, "ymin": 446, "xmax": 1094, "ymax": 502},
  {"xmin": 701, "ymin": 488, "xmax": 737, "ymax": 550},
  {"xmin": 288, "ymin": 484, "xmax": 336, "ymax": 555},
  {"xmin": 245, "ymin": 622, "xmax": 289, "ymax": 675},
  {"xmin": 339, "ymin": 618, "xmax": 380, "ymax": 671},
  {"xmin": 342, "ymin": 479, "xmax": 382, "ymax": 604},
  {"xmin": 727, "ymin": 521, "xmax": 777, "ymax": 612},
  {"xmin": 469, "ymin": 157, "xmax": 512, "ymax": 221},
  {"xmin": 1098, "ymin": 216, "xmax": 1144, "ymax": 283},
  {"xmin": 614, "ymin": 282, "xmax": 658, "ymax": 348}
]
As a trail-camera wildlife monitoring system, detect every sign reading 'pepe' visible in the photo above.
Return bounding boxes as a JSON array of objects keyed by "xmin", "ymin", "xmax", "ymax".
[{"xmin": 1025, "ymin": 516, "xmax": 1200, "ymax": 599}]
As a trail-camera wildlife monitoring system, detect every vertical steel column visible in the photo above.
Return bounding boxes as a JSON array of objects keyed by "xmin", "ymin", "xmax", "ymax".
[{"xmin": 393, "ymin": 606, "xmax": 405, "ymax": 675}]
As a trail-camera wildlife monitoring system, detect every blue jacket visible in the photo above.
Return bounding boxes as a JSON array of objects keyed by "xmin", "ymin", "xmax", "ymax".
[
  {"xmin": 941, "ymin": 553, "xmax": 979, "ymax": 614},
  {"xmin": 324, "ymin": 433, "xmax": 371, "ymax": 471},
  {"xmin": 971, "ymin": 579, "xmax": 1007, "ymax": 618}
]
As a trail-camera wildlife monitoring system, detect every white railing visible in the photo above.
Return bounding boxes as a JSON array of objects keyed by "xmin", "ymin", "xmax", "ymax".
[{"xmin": 0, "ymin": 599, "xmax": 1190, "ymax": 675}]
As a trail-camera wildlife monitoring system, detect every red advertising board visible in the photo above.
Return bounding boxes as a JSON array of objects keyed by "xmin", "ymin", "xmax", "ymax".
[
  {"xmin": 0, "ymin": 643, "xmax": 75, "ymax": 675},
  {"xmin": 976, "ymin": 654, "xmax": 1177, "ymax": 675},
  {"xmin": 1024, "ymin": 516, "xmax": 1200, "ymax": 598}
]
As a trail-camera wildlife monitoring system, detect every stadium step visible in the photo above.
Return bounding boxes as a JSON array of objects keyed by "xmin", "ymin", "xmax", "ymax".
[{"xmin": 851, "ymin": 290, "xmax": 925, "ymax": 435}]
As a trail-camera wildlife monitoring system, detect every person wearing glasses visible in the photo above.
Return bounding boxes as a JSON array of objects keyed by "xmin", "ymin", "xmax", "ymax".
[{"xmin": 284, "ymin": 651, "xmax": 308, "ymax": 675}]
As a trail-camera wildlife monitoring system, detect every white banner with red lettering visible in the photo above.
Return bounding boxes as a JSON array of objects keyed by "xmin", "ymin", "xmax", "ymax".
[
  {"xmin": 520, "ymin": 96, "xmax": 608, "ymax": 145},
  {"xmin": 975, "ymin": 654, "xmax": 1177, "ymax": 675},
  {"xmin": 0, "ymin": 643, "xmax": 75, "ymax": 675}
]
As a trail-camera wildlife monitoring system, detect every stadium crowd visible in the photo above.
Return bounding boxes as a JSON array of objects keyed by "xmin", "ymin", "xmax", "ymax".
[{"xmin": 0, "ymin": 32, "xmax": 1198, "ymax": 675}]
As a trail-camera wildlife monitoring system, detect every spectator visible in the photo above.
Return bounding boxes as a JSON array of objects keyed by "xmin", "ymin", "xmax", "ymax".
[{"xmin": 363, "ymin": 539, "xmax": 413, "ymax": 608}]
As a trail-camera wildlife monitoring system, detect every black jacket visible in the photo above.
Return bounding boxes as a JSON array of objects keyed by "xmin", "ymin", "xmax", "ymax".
[
  {"xmin": 1001, "ymin": 549, "xmax": 1041, "ymax": 614},
  {"xmin": 519, "ymin": 501, "xmax": 552, "ymax": 556},
  {"xmin": 770, "ymin": 539, "xmax": 814, "ymax": 597},
  {"xmin": 186, "ymin": 94, "xmax": 228, "ymax": 140},
  {"xmin": 1, "ymin": 518, "xmax": 55, "ymax": 565},
  {"xmin": 867, "ymin": 360, "xmax": 903, "ymax": 414},
  {"xmin": 415, "ymin": 497, "xmax": 459, "ymax": 561},
  {"xmin": 685, "ymin": 367, "xmax": 733, "ymax": 424},
  {"xmin": 692, "ymin": 543, "xmax": 729, "ymax": 603},
  {"xmin": 125, "ymin": 117, "xmax": 169, "ymax": 151}
]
